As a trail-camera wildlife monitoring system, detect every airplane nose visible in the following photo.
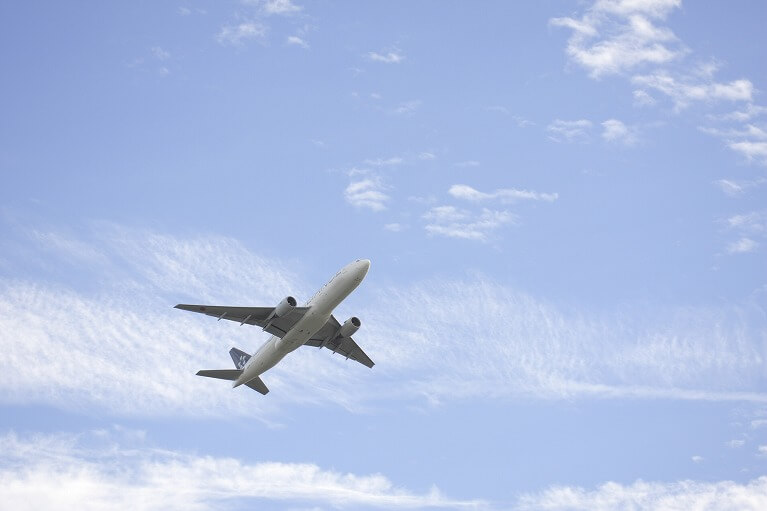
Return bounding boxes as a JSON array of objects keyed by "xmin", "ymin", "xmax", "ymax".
[{"xmin": 357, "ymin": 259, "xmax": 371, "ymax": 275}]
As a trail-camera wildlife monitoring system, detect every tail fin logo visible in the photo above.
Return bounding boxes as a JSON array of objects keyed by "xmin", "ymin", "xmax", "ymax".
[{"xmin": 238, "ymin": 354, "xmax": 248, "ymax": 369}]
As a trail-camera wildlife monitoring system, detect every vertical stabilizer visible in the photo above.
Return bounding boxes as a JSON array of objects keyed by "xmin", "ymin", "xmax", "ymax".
[{"xmin": 229, "ymin": 347, "xmax": 251, "ymax": 369}]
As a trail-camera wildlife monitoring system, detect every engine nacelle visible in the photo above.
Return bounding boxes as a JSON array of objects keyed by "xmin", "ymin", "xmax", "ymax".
[
  {"xmin": 339, "ymin": 316, "xmax": 361, "ymax": 338},
  {"xmin": 273, "ymin": 296, "xmax": 297, "ymax": 317}
]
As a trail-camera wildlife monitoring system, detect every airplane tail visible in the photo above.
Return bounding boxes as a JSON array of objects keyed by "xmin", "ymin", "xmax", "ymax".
[
  {"xmin": 196, "ymin": 347, "xmax": 269, "ymax": 395},
  {"xmin": 229, "ymin": 347, "xmax": 251, "ymax": 369}
]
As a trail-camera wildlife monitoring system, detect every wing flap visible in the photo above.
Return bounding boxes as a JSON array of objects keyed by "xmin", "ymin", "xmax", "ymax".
[
  {"xmin": 305, "ymin": 315, "xmax": 374, "ymax": 368},
  {"xmin": 175, "ymin": 304, "xmax": 310, "ymax": 338}
]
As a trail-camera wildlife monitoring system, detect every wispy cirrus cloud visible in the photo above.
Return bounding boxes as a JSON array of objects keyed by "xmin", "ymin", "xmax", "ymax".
[
  {"xmin": 547, "ymin": 119, "xmax": 593, "ymax": 142},
  {"xmin": 448, "ymin": 184, "xmax": 558, "ymax": 203},
  {"xmin": 422, "ymin": 207, "xmax": 515, "ymax": 241},
  {"xmin": 601, "ymin": 118, "xmax": 639, "ymax": 145},
  {"xmin": 632, "ymin": 69, "xmax": 754, "ymax": 110},
  {"xmin": 723, "ymin": 210, "xmax": 766, "ymax": 254},
  {"xmin": 286, "ymin": 35, "xmax": 309, "ymax": 48},
  {"xmin": 217, "ymin": 21, "xmax": 268, "ymax": 45},
  {"xmin": 0, "ymin": 431, "xmax": 482, "ymax": 511},
  {"xmin": 2, "ymin": 224, "xmax": 765, "ymax": 420},
  {"xmin": 515, "ymin": 476, "xmax": 767, "ymax": 511},
  {"xmin": 392, "ymin": 100, "xmax": 421, "ymax": 115},
  {"xmin": 728, "ymin": 140, "xmax": 767, "ymax": 165},
  {"xmin": 217, "ymin": 1, "xmax": 303, "ymax": 47},
  {"xmin": 259, "ymin": 0, "xmax": 302, "ymax": 16},
  {"xmin": 344, "ymin": 176, "xmax": 390, "ymax": 211},
  {"xmin": 364, "ymin": 276, "xmax": 767, "ymax": 404},
  {"xmin": 364, "ymin": 156, "xmax": 403, "ymax": 167},
  {"xmin": 368, "ymin": 50, "xmax": 405, "ymax": 64}
]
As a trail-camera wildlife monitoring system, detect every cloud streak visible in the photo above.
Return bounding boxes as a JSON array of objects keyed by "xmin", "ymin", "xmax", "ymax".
[
  {"xmin": 368, "ymin": 50, "xmax": 405, "ymax": 64},
  {"xmin": 516, "ymin": 476, "xmax": 767, "ymax": 510},
  {"xmin": 345, "ymin": 176, "xmax": 390, "ymax": 211},
  {"xmin": 547, "ymin": 119, "xmax": 593, "ymax": 142},
  {"xmin": 0, "ymin": 431, "xmax": 482, "ymax": 510},
  {"xmin": 448, "ymin": 184, "xmax": 558, "ymax": 203},
  {"xmin": 422, "ymin": 207, "xmax": 516, "ymax": 241},
  {"xmin": 1, "ymin": 225, "xmax": 765, "ymax": 420}
]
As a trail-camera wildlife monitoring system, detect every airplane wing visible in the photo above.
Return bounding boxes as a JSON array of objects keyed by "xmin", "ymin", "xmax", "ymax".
[
  {"xmin": 174, "ymin": 304, "xmax": 311, "ymax": 338},
  {"xmin": 304, "ymin": 315, "xmax": 375, "ymax": 368}
]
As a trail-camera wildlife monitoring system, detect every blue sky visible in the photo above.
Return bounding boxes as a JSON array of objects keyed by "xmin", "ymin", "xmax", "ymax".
[{"xmin": 1, "ymin": 0, "xmax": 766, "ymax": 509}]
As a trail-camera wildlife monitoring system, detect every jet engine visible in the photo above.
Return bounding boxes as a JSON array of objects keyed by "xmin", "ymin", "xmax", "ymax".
[
  {"xmin": 273, "ymin": 296, "xmax": 297, "ymax": 317},
  {"xmin": 339, "ymin": 316, "xmax": 361, "ymax": 337}
]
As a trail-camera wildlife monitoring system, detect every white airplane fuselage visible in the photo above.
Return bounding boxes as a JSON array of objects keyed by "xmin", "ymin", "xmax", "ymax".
[{"xmin": 233, "ymin": 259, "xmax": 370, "ymax": 387}]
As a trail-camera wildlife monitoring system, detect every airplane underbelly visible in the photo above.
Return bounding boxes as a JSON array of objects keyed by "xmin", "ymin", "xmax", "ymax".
[{"xmin": 276, "ymin": 311, "xmax": 330, "ymax": 353}]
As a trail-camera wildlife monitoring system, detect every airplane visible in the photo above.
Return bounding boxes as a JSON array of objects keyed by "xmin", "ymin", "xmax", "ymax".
[{"xmin": 175, "ymin": 259, "xmax": 374, "ymax": 395}]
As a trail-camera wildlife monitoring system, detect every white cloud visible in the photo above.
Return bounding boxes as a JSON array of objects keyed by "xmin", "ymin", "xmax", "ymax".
[
  {"xmin": 344, "ymin": 177, "xmax": 389, "ymax": 211},
  {"xmin": 552, "ymin": 1, "xmax": 763, "ymax": 171},
  {"xmin": 722, "ymin": 211, "xmax": 765, "ymax": 254},
  {"xmin": 727, "ymin": 212, "xmax": 767, "ymax": 234},
  {"xmin": 287, "ymin": 35, "xmax": 309, "ymax": 48},
  {"xmin": 716, "ymin": 179, "xmax": 745, "ymax": 197},
  {"xmin": 691, "ymin": 455, "xmax": 704, "ymax": 463},
  {"xmin": 260, "ymin": 0, "xmax": 302, "ymax": 15},
  {"xmin": 759, "ymin": 445, "xmax": 767, "ymax": 456},
  {"xmin": 360, "ymin": 275, "xmax": 767, "ymax": 403},
  {"xmin": 368, "ymin": 51, "xmax": 404, "ymax": 64},
  {"xmin": 547, "ymin": 119, "xmax": 593, "ymax": 142},
  {"xmin": 0, "ymin": 229, "xmax": 320, "ymax": 418},
  {"xmin": 512, "ymin": 116, "xmax": 535, "ymax": 128},
  {"xmin": 217, "ymin": 21, "xmax": 267, "ymax": 45},
  {"xmin": 727, "ymin": 238, "xmax": 758, "ymax": 254},
  {"xmin": 550, "ymin": 0, "xmax": 685, "ymax": 78},
  {"xmin": 0, "ymin": 431, "xmax": 481, "ymax": 511},
  {"xmin": 633, "ymin": 72, "xmax": 754, "ymax": 110},
  {"xmin": 633, "ymin": 89, "xmax": 656, "ymax": 106},
  {"xmin": 364, "ymin": 157, "xmax": 403, "ymax": 167},
  {"xmin": 726, "ymin": 439, "xmax": 745, "ymax": 448},
  {"xmin": 714, "ymin": 104, "xmax": 767, "ymax": 123},
  {"xmin": 701, "ymin": 115, "xmax": 767, "ymax": 166},
  {"xmin": 712, "ymin": 178, "xmax": 767, "ymax": 198},
  {"xmin": 448, "ymin": 184, "xmax": 558, "ymax": 203},
  {"xmin": 516, "ymin": 476, "xmax": 767, "ymax": 511},
  {"xmin": 601, "ymin": 119, "xmax": 638, "ymax": 145},
  {"xmin": 423, "ymin": 207, "xmax": 516, "ymax": 241},
  {"xmin": 392, "ymin": 100, "xmax": 421, "ymax": 115},
  {"xmin": 418, "ymin": 152, "xmax": 436, "ymax": 160},
  {"xmin": 150, "ymin": 46, "xmax": 170, "ymax": 60},
  {"xmin": 384, "ymin": 223, "xmax": 404, "ymax": 232},
  {"xmin": 728, "ymin": 141, "xmax": 767, "ymax": 165},
  {"xmin": 700, "ymin": 124, "xmax": 767, "ymax": 141}
]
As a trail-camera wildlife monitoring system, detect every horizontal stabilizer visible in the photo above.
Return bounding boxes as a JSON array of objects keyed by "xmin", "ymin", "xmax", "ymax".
[
  {"xmin": 197, "ymin": 369, "xmax": 242, "ymax": 381},
  {"xmin": 244, "ymin": 375, "xmax": 269, "ymax": 395},
  {"xmin": 197, "ymin": 369, "xmax": 270, "ymax": 395}
]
